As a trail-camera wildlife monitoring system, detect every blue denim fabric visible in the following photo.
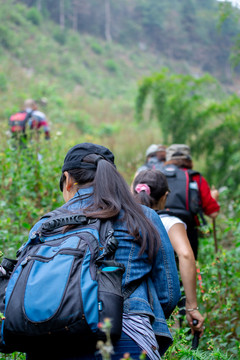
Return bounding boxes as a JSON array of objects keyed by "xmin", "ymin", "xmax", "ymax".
[
  {"xmin": 27, "ymin": 332, "xmax": 149, "ymax": 360},
  {"xmin": 28, "ymin": 187, "xmax": 181, "ymax": 354},
  {"xmin": 63, "ymin": 332, "xmax": 149, "ymax": 360}
]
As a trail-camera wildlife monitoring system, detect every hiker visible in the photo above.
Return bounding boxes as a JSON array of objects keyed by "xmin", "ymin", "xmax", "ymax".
[
  {"xmin": 24, "ymin": 99, "xmax": 50, "ymax": 141},
  {"xmin": 162, "ymin": 144, "xmax": 220, "ymax": 259},
  {"xmin": 131, "ymin": 144, "xmax": 166, "ymax": 192},
  {"xmin": 156, "ymin": 144, "xmax": 166, "ymax": 163},
  {"xmin": 136, "ymin": 144, "xmax": 166, "ymax": 174},
  {"xmin": 19, "ymin": 143, "xmax": 180, "ymax": 360},
  {"xmin": 9, "ymin": 99, "xmax": 50, "ymax": 146},
  {"xmin": 132, "ymin": 169, "xmax": 205, "ymax": 335}
]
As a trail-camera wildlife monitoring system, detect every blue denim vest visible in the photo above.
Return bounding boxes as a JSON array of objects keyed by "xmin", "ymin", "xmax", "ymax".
[{"xmin": 28, "ymin": 187, "xmax": 181, "ymax": 353}]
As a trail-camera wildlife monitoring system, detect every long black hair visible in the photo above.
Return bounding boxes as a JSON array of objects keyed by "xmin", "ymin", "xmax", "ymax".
[
  {"xmin": 60, "ymin": 154, "xmax": 161, "ymax": 261},
  {"xmin": 133, "ymin": 169, "xmax": 169, "ymax": 208}
]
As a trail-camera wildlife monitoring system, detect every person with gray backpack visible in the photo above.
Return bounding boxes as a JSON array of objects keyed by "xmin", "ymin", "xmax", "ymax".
[
  {"xmin": 1, "ymin": 143, "xmax": 180, "ymax": 360},
  {"xmin": 136, "ymin": 144, "xmax": 166, "ymax": 174}
]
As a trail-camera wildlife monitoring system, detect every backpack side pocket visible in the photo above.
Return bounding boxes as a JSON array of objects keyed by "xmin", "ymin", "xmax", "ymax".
[{"xmin": 98, "ymin": 260, "xmax": 125, "ymax": 342}]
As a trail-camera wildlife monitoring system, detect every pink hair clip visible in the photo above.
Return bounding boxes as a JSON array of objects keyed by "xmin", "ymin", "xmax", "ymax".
[{"xmin": 135, "ymin": 184, "xmax": 151, "ymax": 195}]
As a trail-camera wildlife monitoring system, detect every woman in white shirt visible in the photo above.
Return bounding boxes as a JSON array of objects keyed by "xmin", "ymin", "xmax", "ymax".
[{"xmin": 132, "ymin": 169, "xmax": 204, "ymax": 335}]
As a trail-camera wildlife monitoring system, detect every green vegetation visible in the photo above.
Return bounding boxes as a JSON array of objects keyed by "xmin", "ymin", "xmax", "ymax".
[
  {"xmin": 0, "ymin": 0, "xmax": 240, "ymax": 358},
  {"xmin": 165, "ymin": 198, "xmax": 240, "ymax": 359},
  {"xmin": 14, "ymin": 0, "xmax": 240, "ymax": 83},
  {"xmin": 135, "ymin": 69, "xmax": 240, "ymax": 192},
  {"xmin": 0, "ymin": 138, "xmax": 239, "ymax": 360}
]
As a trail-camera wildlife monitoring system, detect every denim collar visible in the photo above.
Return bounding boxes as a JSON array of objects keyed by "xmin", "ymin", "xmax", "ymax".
[
  {"xmin": 65, "ymin": 186, "xmax": 94, "ymax": 209},
  {"xmin": 75, "ymin": 186, "xmax": 93, "ymax": 198}
]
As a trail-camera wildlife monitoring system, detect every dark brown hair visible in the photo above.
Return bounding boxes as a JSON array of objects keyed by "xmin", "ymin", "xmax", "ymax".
[
  {"xmin": 133, "ymin": 169, "xmax": 169, "ymax": 208},
  {"xmin": 60, "ymin": 154, "xmax": 161, "ymax": 261},
  {"xmin": 164, "ymin": 158, "xmax": 193, "ymax": 169}
]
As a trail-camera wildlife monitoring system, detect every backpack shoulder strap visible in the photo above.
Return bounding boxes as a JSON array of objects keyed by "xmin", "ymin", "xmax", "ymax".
[
  {"xmin": 23, "ymin": 110, "xmax": 33, "ymax": 125},
  {"xmin": 186, "ymin": 169, "xmax": 200, "ymax": 179},
  {"xmin": 39, "ymin": 207, "xmax": 115, "ymax": 254},
  {"xmin": 123, "ymin": 274, "xmax": 148, "ymax": 301},
  {"xmin": 156, "ymin": 209, "xmax": 176, "ymax": 217},
  {"xmin": 38, "ymin": 208, "xmax": 97, "ymax": 235}
]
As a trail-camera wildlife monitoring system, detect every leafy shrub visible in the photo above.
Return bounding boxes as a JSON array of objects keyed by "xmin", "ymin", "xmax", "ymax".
[
  {"xmin": 14, "ymin": 47, "xmax": 25, "ymax": 59},
  {"xmin": 66, "ymin": 71, "xmax": 84, "ymax": 85},
  {"xmin": 0, "ymin": 141, "xmax": 65, "ymax": 257},
  {"xmin": 90, "ymin": 41, "xmax": 103, "ymax": 55},
  {"xmin": 0, "ymin": 73, "xmax": 7, "ymax": 92},
  {"xmin": 53, "ymin": 28, "xmax": 67, "ymax": 45},
  {"xmin": 0, "ymin": 25, "xmax": 13, "ymax": 49},
  {"xmin": 0, "ymin": 129, "xmax": 239, "ymax": 359},
  {"xmin": 26, "ymin": 7, "xmax": 42, "ymax": 26},
  {"xmin": 9, "ymin": 3, "xmax": 27, "ymax": 26},
  {"xmin": 104, "ymin": 59, "xmax": 118, "ymax": 73},
  {"xmin": 97, "ymin": 123, "xmax": 121, "ymax": 137},
  {"xmin": 70, "ymin": 110, "xmax": 92, "ymax": 133},
  {"xmin": 164, "ymin": 326, "xmax": 235, "ymax": 359},
  {"xmin": 196, "ymin": 221, "xmax": 240, "ymax": 357}
]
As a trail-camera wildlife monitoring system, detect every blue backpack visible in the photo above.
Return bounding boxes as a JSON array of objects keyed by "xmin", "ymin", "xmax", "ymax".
[{"xmin": 1, "ymin": 208, "xmax": 140, "ymax": 354}]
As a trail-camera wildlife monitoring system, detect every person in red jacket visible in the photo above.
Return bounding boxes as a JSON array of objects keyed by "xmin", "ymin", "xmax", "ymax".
[{"xmin": 164, "ymin": 144, "xmax": 220, "ymax": 259}]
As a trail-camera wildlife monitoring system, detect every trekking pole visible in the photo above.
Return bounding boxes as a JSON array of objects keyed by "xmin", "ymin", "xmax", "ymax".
[
  {"xmin": 191, "ymin": 320, "xmax": 200, "ymax": 350},
  {"xmin": 212, "ymin": 218, "xmax": 222, "ymax": 285},
  {"xmin": 212, "ymin": 218, "xmax": 218, "ymax": 254},
  {"xmin": 191, "ymin": 319, "xmax": 200, "ymax": 360}
]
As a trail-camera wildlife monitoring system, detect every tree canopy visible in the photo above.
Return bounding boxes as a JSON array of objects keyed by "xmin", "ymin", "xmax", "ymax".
[{"xmin": 135, "ymin": 69, "xmax": 240, "ymax": 192}]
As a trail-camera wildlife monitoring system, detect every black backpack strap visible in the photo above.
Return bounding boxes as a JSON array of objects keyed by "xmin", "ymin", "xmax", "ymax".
[
  {"xmin": 40, "ymin": 214, "xmax": 97, "ymax": 233},
  {"xmin": 39, "ymin": 209, "xmax": 117, "ymax": 259},
  {"xmin": 123, "ymin": 274, "xmax": 149, "ymax": 301},
  {"xmin": 21, "ymin": 110, "xmax": 34, "ymax": 133},
  {"xmin": 187, "ymin": 169, "xmax": 200, "ymax": 178},
  {"xmin": 23, "ymin": 110, "xmax": 33, "ymax": 125},
  {"xmin": 156, "ymin": 209, "xmax": 176, "ymax": 217},
  {"xmin": 38, "ymin": 206, "xmax": 98, "ymax": 235}
]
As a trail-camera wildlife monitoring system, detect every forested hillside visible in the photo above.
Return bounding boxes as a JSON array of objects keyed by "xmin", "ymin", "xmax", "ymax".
[
  {"xmin": 1, "ymin": 0, "xmax": 240, "ymax": 181},
  {"xmin": 0, "ymin": 0, "xmax": 240, "ymax": 359},
  {"xmin": 17, "ymin": 0, "xmax": 240, "ymax": 84}
]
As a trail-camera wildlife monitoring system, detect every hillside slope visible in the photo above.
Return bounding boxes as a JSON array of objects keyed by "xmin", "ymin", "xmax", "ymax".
[
  {"xmin": 14, "ymin": 0, "xmax": 240, "ymax": 85},
  {"xmin": 1, "ymin": 0, "xmax": 240, "ymax": 182},
  {"xmin": 1, "ymin": 1, "xmax": 239, "ymax": 111}
]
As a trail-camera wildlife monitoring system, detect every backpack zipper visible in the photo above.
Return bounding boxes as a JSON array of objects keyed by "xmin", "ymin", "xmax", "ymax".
[{"xmin": 21, "ymin": 249, "xmax": 84, "ymax": 266}]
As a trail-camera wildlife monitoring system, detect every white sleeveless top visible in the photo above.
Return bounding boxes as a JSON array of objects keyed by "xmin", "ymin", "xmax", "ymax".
[{"xmin": 159, "ymin": 214, "xmax": 187, "ymax": 233}]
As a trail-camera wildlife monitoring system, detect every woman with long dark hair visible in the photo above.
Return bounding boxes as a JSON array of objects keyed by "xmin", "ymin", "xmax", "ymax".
[
  {"xmin": 132, "ymin": 169, "xmax": 204, "ymax": 336},
  {"xmin": 26, "ymin": 143, "xmax": 180, "ymax": 360}
]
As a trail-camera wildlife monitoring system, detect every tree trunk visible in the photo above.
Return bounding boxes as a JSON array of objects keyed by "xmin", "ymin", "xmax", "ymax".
[
  {"xmin": 104, "ymin": 0, "xmax": 112, "ymax": 43},
  {"xmin": 72, "ymin": 0, "xmax": 78, "ymax": 31},
  {"xmin": 59, "ymin": 0, "xmax": 65, "ymax": 29},
  {"xmin": 36, "ymin": 0, "xmax": 42, "ymax": 12}
]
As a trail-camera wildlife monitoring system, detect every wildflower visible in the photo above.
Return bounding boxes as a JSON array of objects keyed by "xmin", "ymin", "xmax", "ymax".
[
  {"xmin": 120, "ymin": 353, "xmax": 132, "ymax": 360},
  {"xmin": 139, "ymin": 350, "xmax": 147, "ymax": 359}
]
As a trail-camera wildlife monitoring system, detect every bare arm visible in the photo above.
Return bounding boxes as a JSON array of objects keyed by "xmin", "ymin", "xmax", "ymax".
[
  {"xmin": 168, "ymin": 223, "xmax": 204, "ymax": 334},
  {"xmin": 208, "ymin": 211, "xmax": 219, "ymax": 219}
]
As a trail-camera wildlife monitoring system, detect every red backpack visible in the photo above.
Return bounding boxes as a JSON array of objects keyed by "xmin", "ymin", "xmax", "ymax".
[{"xmin": 9, "ymin": 111, "xmax": 32, "ymax": 134}]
